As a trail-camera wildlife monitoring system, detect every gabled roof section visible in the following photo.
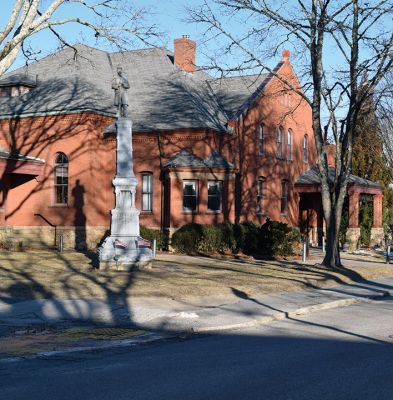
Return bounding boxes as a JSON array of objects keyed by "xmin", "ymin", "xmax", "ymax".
[
  {"xmin": 204, "ymin": 150, "xmax": 234, "ymax": 168},
  {"xmin": 229, "ymin": 61, "xmax": 285, "ymax": 121},
  {"xmin": 208, "ymin": 74, "xmax": 268, "ymax": 119},
  {"xmin": 295, "ymin": 166, "xmax": 383, "ymax": 189},
  {"xmin": 164, "ymin": 149, "xmax": 233, "ymax": 169},
  {"xmin": 165, "ymin": 149, "xmax": 206, "ymax": 168},
  {"xmin": 0, "ymin": 149, "xmax": 45, "ymax": 164}
]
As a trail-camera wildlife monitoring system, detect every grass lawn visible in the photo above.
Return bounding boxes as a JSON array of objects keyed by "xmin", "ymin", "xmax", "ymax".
[{"xmin": 1, "ymin": 250, "xmax": 393, "ymax": 301}]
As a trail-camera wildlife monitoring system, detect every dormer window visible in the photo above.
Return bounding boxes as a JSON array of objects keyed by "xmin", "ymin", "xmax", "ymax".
[{"xmin": 0, "ymin": 85, "xmax": 31, "ymax": 97}]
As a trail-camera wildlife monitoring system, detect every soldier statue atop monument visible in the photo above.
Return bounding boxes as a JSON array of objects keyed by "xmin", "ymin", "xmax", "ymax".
[{"xmin": 112, "ymin": 66, "xmax": 130, "ymax": 117}]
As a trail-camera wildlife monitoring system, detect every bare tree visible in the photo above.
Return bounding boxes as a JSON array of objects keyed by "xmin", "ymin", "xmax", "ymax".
[
  {"xmin": 189, "ymin": 0, "xmax": 393, "ymax": 267},
  {"xmin": 378, "ymin": 72, "xmax": 393, "ymax": 178},
  {"xmin": 0, "ymin": 0, "xmax": 160, "ymax": 76}
]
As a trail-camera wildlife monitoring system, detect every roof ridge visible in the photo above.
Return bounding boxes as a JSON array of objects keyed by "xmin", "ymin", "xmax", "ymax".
[{"xmin": 110, "ymin": 46, "xmax": 171, "ymax": 55}]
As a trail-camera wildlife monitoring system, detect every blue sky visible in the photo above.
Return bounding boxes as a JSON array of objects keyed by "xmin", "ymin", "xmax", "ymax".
[{"xmin": 2, "ymin": 0, "xmax": 207, "ymax": 70}]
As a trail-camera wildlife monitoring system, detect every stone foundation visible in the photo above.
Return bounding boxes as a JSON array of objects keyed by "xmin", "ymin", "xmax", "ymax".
[
  {"xmin": 370, "ymin": 227, "xmax": 384, "ymax": 248},
  {"xmin": 0, "ymin": 226, "xmax": 108, "ymax": 250},
  {"xmin": 346, "ymin": 227, "xmax": 361, "ymax": 250}
]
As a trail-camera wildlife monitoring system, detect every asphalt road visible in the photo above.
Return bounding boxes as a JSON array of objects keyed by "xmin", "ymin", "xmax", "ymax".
[{"xmin": 1, "ymin": 297, "xmax": 393, "ymax": 400}]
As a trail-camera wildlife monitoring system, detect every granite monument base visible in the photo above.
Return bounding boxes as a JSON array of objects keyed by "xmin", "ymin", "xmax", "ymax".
[{"xmin": 98, "ymin": 236, "xmax": 153, "ymax": 270}]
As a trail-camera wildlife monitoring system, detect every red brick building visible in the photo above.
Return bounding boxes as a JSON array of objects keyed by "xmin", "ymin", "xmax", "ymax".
[{"xmin": 0, "ymin": 38, "xmax": 383, "ymax": 249}]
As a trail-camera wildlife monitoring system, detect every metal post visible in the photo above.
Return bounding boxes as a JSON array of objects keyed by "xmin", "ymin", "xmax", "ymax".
[
  {"xmin": 152, "ymin": 239, "xmax": 157, "ymax": 258},
  {"xmin": 387, "ymin": 245, "xmax": 391, "ymax": 265},
  {"xmin": 59, "ymin": 234, "xmax": 64, "ymax": 253},
  {"xmin": 302, "ymin": 241, "xmax": 307, "ymax": 263},
  {"xmin": 322, "ymin": 236, "xmax": 326, "ymax": 253}
]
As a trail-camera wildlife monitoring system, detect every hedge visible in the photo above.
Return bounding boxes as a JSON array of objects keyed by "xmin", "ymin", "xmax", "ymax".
[{"xmin": 171, "ymin": 219, "xmax": 301, "ymax": 257}]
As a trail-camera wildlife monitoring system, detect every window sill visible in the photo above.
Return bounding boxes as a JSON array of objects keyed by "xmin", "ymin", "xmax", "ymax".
[
  {"xmin": 50, "ymin": 204, "xmax": 70, "ymax": 208},
  {"xmin": 141, "ymin": 210, "xmax": 153, "ymax": 214},
  {"xmin": 206, "ymin": 210, "xmax": 222, "ymax": 214},
  {"xmin": 182, "ymin": 210, "xmax": 199, "ymax": 214}
]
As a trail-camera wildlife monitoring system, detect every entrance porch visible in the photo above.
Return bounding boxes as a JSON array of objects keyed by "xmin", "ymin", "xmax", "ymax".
[{"xmin": 295, "ymin": 166, "xmax": 384, "ymax": 249}]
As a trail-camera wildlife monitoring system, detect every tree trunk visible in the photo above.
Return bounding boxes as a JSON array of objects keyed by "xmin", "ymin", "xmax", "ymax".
[{"xmin": 322, "ymin": 208, "xmax": 342, "ymax": 267}]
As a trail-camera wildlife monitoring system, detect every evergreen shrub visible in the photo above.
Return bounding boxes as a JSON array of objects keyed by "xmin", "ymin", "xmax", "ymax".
[
  {"xmin": 140, "ymin": 225, "xmax": 166, "ymax": 250},
  {"xmin": 171, "ymin": 223, "xmax": 203, "ymax": 254},
  {"xmin": 170, "ymin": 219, "xmax": 301, "ymax": 257},
  {"xmin": 258, "ymin": 218, "xmax": 301, "ymax": 256}
]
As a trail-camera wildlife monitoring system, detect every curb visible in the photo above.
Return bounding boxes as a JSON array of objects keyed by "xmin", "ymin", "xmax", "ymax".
[
  {"xmin": 191, "ymin": 290, "xmax": 392, "ymax": 334},
  {"xmin": 0, "ymin": 332, "xmax": 173, "ymax": 363}
]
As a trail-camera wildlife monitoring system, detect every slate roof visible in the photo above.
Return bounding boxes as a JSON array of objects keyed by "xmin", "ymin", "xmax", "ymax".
[
  {"xmin": 164, "ymin": 149, "xmax": 233, "ymax": 169},
  {"xmin": 0, "ymin": 44, "xmax": 273, "ymax": 133},
  {"xmin": 207, "ymin": 74, "xmax": 268, "ymax": 118},
  {"xmin": 0, "ymin": 149, "xmax": 45, "ymax": 164},
  {"xmin": 295, "ymin": 166, "xmax": 383, "ymax": 189}
]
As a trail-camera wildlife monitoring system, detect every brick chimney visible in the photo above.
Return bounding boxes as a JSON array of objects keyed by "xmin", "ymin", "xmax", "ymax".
[{"xmin": 174, "ymin": 35, "xmax": 196, "ymax": 73}]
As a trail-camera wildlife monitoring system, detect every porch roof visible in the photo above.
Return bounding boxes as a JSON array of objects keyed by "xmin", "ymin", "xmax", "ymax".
[
  {"xmin": 0, "ymin": 149, "xmax": 45, "ymax": 176},
  {"xmin": 164, "ymin": 149, "xmax": 234, "ymax": 170},
  {"xmin": 295, "ymin": 166, "xmax": 383, "ymax": 194}
]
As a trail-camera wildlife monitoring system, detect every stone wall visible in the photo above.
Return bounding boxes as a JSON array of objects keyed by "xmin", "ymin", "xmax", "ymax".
[{"xmin": 0, "ymin": 226, "xmax": 108, "ymax": 250}]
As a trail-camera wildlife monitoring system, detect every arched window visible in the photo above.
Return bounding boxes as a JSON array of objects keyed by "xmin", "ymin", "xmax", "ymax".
[
  {"xmin": 286, "ymin": 129, "xmax": 293, "ymax": 161},
  {"xmin": 256, "ymin": 177, "xmax": 265, "ymax": 215},
  {"xmin": 258, "ymin": 125, "xmax": 265, "ymax": 155},
  {"xmin": 303, "ymin": 134, "xmax": 309, "ymax": 163},
  {"xmin": 277, "ymin": 127, "xmax": 283, "ymax": 159},
  {"xmin": 281, "ymin": 180, "xmax": 289, "ymax": 214},
  {"xmin": 141, "ymin": 173, "xmax": 153, "ymax": 211},
  {"xmin": 54, "ymin": 152, "xmax": 68, "ymax": 204}
]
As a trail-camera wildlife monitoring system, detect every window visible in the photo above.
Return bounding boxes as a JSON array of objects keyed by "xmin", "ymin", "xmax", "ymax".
[
  {"xmin": 256, "ymin": 177, "xmax": 265, "ymax": 215},
  {"xmin": 54, "ymin": 152, "xmax": 68, "ymax": 204},
  {"xmin": 281, "ymin": 180, "xmax": 288, "ymax": 214},
  {"xmin": 286, "ymin": 129, "xmax": 293, "ymax": 161},
  {"xmin": 208, "ymin": 181, "xmax": 222, "ymax": 212},
  {"xmin": 141, "ymin": 173, "xmax": 153, "ymax": 211},
  {"xmin": 183, "ymin": 180, "xmax": 198, "ymax": 212},
  {"xmin": 303, "ymin": 134, "xmax": 309, "ymax": 163},
  {"xmin": 258, "ymin": 125, "xmax": 265, "ymax": 155},
  {"xmin": 277, "ymin": 127, "xmax": 283, "ymax": 159}
]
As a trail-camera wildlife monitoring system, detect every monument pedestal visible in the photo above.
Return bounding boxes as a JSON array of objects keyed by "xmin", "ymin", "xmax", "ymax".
[{"xmin": 97, "ymin": 117, "xmax": 153, "ymax": 270}]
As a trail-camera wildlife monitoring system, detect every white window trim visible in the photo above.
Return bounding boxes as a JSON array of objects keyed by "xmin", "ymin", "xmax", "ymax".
[
  {"xmin": 207, "ymin": 180, "xmax": 222, "ymax": 213},
  {"xmin": 183, "ymin": 180, "xmax": 198, "ymax": 213},
  {"xmin": 141, "ymin": 173, "xmax": 153, "ymax": 212}
]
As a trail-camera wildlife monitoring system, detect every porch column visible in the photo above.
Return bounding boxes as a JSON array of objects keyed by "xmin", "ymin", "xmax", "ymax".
[
  {"xmin": 348, "ymin": 192, "xmax": 359, "ymax": 228},
  {"xmin": 373, "ymin": 194, "xmax": 383, "ymax": 228},
  {"xmin": 370, "ymin": 193, "xmax": 384, "ymax": 247},
  {"xmin": 347, "ymin": 192, "xmax": 360, "ymax": 249}
]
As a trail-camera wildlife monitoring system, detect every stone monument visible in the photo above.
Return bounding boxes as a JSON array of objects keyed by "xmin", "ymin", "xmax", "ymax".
[{"xmin": 98, "ymin": 67, "xmax": 153, "ymax": 270}]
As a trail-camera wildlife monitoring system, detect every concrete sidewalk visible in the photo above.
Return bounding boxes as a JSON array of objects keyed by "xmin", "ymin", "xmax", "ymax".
[{"xmin": 1, "ymin": 277, "xmax": 392, "ymax": 334}]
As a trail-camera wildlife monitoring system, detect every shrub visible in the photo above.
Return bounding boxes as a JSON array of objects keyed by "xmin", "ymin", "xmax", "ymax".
[
  {"xmin": 170, "ymin": 219, "xmax": 301, "ymax": 257},
  {"xmin": 259, "ymin": 218, "xmax": 301, "ymax": 256},
  {"xmin": 198, "ymin": 225, "xmax": 223, "ymax": 253},
  {"xmin": 232, "ymin": 223, "xmax": 246, "ymax": 253},
  {"xmin": 171, "ymin": 223, "xmax": 203, "ymax": 254},
  {"xmin": 140, "ymin": 225, "xmax": 167, "ymax": 250},
  {"xmin": 171, "ymin": 223, "xmax": 235, "ymax": 254},
  {"xmin": 217, "ymin": 222, "xmax": 236, "ymax": 252},
  {"xmin": 241, "ymin": 221, "xmax": 260, "ymax": 255}
]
